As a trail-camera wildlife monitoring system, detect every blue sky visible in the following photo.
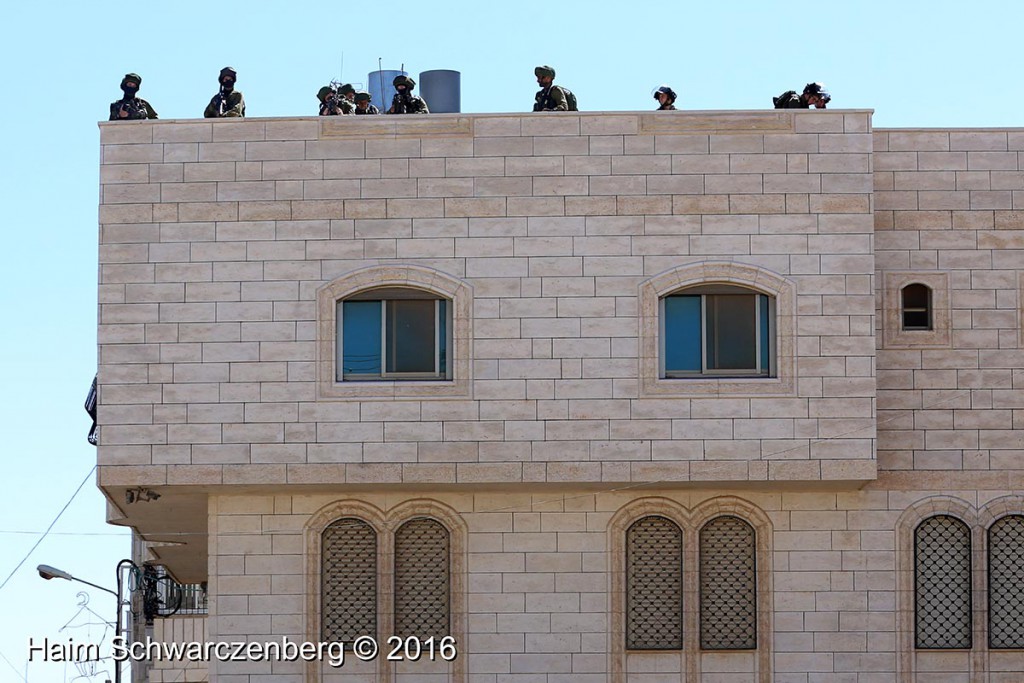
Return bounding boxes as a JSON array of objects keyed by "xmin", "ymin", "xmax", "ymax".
[{"xmin": 0, "ymin": 0, "xmax": 1019, "ymax": 680}]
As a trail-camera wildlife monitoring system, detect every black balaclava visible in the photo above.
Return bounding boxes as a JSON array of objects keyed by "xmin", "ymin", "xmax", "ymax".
[
  {"xmin": 120, "ymin": 73, "xmax": 142, "ymax": 99},
  {"xmin": 219, "ymin": 67, "xmax": 237, "ymax": 94}
]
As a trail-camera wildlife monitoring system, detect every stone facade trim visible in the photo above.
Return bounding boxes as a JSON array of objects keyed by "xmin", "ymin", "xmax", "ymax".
[
  {"xmin": 638, "ymin": 261, "xmax": 797, "ymax": 397},
  {"xmin": 882, "ymin": 271, "xmax": 952, "ymax": 349},
  {"xmin": 316, "ymin": 264, "xmax": 473, "ymax": 399},
  {"xmin": 303, "ymin": 497, "xmax": 467, "ymax": 683},
  {"xmin": 607, "ymin": 495, "xmax": 773, "ymax": 683}
]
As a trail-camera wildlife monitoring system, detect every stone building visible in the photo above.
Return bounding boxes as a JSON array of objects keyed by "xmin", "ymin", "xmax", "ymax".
[{"xmin": 96, "ymin": 109, "xmax": 1024, "ymax": 682}]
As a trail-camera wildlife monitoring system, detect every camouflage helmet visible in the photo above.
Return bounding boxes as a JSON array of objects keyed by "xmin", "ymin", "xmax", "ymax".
[
  {"xmin": 354, "ymin": 91, "xmax": 372, "ymax": 102},
  {"xmin": 337, "ymin": 83, "xmax": 356, "ymax": 96},
  {"xmin": 534, "ymin": 65, "xmax": 555, "ymax": 79},
  {"xmin": 317, "ymin": 85, "xmax": 336, "ymax": 103},
  {"xmin": 653, "ymin": 85, "xmax": 677, "ymax": 103},
  {"xmin": 120, "ymin": 73, "xmax": 142, "ymax": 89},
  {"xmin": 393, "ymin": 75, "xmax": 416, "ymax": 89},
  {"xmin": 219, "ymin": 66, "xmax": 238, "ymax": 83}
]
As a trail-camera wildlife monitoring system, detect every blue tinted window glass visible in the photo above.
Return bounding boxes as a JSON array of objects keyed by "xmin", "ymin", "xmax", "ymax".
[
  {"xmin": 342, "ymin": 301, "xmax": 382, "ymax": 376},
  {"xmin": 665, "ymin": 296, "xmax": 702, "ymax": 372}
]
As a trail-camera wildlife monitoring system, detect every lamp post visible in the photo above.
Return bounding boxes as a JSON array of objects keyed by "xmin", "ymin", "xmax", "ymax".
[{"xmin": 38, "ymin": 559, "xmax": 137, "ymax": 683}]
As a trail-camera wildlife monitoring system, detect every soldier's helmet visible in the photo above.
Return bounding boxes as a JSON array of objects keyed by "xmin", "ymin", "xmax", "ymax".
[
  {"xmin": 802, "ymin": 82, "xmax": 831, "ymax": 103},
  {"xmin": 338, "ymin": 83, "xmax": 356, "ymax": 96},
  {"xmin": 653, "ymin": 85, "xmax": 677, "ymax": 103},
  {"xmin": 535, "ymin": 65, "xmax": 556, "ymax": 79},
  {"xmin": 121, "ymin": 73, "xmax": 142, "ymax": 89},
  {"xmin": 317, "ymin": 86, "xmax": 336, "ymax": 103},
  {"xmin": 355, "ymin": 92, "xmax": 372, "ymax": 102},
  {"xmin": 393, "ymin": 75, "xmax": 416, "ymax": 90},
  {"xmin": 219, "ymin": 67, "xmax": 238, "ymax": 83}
]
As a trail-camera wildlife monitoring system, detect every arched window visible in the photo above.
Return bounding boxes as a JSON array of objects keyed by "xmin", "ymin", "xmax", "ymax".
[
  {"xmin": 626, "ymin": 516, "xmax": 683, "ymax": 650},
  {"xmin": 700, "ymin": 516, "xmax": 757, "ymax": 650},
  {"xmin": 915, "ymin": 515, "xmax": 971, "ymax": 649},
  {"xmin": 322, "ymin": 518, "xmax": 377, "ymax": 642},
  {"xmin": 988, "ymin": 515, "xmax": 1024, "ymax": 649},
  {"xmin": 901, "ymin": 283, "xmax": 933, "ymax": 331},
  {"xmin": 394, "ymin": 518, "xmax": 451, "ymax": 640},
  {"xmin": 338, "ymin": 287, "xmax": 451, "ymax": 381},
  {"xmin": 661, "ymin": 285, "xmax": 775, "ymax": 378}
]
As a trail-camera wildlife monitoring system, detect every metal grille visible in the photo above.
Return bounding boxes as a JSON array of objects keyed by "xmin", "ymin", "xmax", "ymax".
[
  {"xmin": 915, "ymin": 515, "xmax": 972, "ymax": 649},
  {"xmin": 322, "ymin": 518, "xmax": 377, "ymax": 642},
  {"xmin": 989, "ymin": 515, "xmax": 1024, "ymax": 649},
  {"xmin": 394, "ymin": 518, "xmax": 450, "ymax": 639},
  {"xmin": 699, "ymin": 516, "xmax": 757, "ymax": 650},
  {"xmin": 626, "ymin": 516, "xmax": 683, "ymax": 650}
]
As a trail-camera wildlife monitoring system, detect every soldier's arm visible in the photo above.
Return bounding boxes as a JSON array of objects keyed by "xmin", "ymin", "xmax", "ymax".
[
  {"xmin": 550, "ymin": 87, "xmax": 568, "ymax": 111},
  {"xmin": 415, "ymin": 98, "xmax": 429, "ymax": 114},
  {"xmin": 223, "ymin": 92, "xmax": 244, "ymax": 116},
  {"xmin": 204, "ymin": 96, "xmax": 218, "ymax": 118},
  {"xmin": 143, "ymin": 100, "xmax": 158, "ymax": 120}
]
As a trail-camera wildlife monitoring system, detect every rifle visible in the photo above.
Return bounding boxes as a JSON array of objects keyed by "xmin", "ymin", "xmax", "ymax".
[
  {"xmin": 391, "ymin": 92, "xmax": 409, "ymax": 114},
  {"xmin": 217, "ymin": 87, "xmax": 230, "ymax": 117},
  {"xmin": 118, "ymin": 98, "xmax": 145, "ymax": 119}
]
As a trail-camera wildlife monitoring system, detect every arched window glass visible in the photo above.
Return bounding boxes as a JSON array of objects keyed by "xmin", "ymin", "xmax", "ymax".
[
  {"xmin": 394, "ymin": 518, "xmax": 451, "ymax": 639},
  {"xmin": 338, "ymin": 288, "xmax": 451, "ymax": 381},
  {"xmin": 661, "ymin": 285, "xmax": 774, "ymax": 378},
  {"xmin": 989, "ymin": 515, "xmax": 1024, "ymax": 649},
  {"xmin": 699, "ymin": 516, "xmax": 757, "ymax": 650},
  {"xmin": 322, "ymin": 518, "xmax": 377, "ymax": 641},
  {"xmin": 626, "ymin": 516, "xmax": 683, "ymax": 650},
  {"xmin": 901, "ymin": 283, "xmax": 933, "ymax": 330},
  {"xmin": 915, "ymin": 515, "xmax": 971, "ymax": 649}
]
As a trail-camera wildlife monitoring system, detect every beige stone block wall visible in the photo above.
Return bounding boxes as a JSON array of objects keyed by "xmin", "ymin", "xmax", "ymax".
[
  {"xmin": 97, "ymin": 111, "xmax": 878, "ymax": 490},
  {"xmin": 874, "ymin": 129, "xmax": 1024, "ymax": 475},
  {"xmin": 203, "ymin": 485, "xmax": 1024, "ymax": 682}
]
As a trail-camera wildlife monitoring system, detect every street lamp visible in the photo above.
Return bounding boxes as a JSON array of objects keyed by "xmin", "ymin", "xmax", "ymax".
[{"xmin": 37, "ymin": 559, "xmax": 137, "ymax": 683}]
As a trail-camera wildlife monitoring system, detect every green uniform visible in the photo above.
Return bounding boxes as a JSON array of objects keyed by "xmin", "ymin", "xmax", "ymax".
[
  {"xmin": 320, "ymin": 98, "xmax": 355, "ymax": 116},
  {"xmin": 534, "ymin": 85, "xmax": 569, "ymax": 111},
  {"xmin": 205, "ymin": 89, "xmax": 245, "ymax": 118},
  {"xmin": 388, "ymin": 92, "xmax": 429, "ymax": 114}
]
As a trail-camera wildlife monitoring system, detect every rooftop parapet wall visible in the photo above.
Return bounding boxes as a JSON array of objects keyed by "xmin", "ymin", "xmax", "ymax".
[{"xmin": 96, "ymin": 110, "xmax": 877, "ymax": 493}]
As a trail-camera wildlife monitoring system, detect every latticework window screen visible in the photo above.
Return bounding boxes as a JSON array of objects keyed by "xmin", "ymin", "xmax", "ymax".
[
  {"xmin": 626, "ymin": 516, "xmax": 683, "ymax": 650},
  {"xmin": 699, "ymin": 516, "xmax": 757, "ymax": 650},
  {"xmin": 915, "ymin": 515, "xmax": 972, "ymax": 649},
  {"xmin": 322, "ymin": 518, "xmax": 377, "ymax": 642}
]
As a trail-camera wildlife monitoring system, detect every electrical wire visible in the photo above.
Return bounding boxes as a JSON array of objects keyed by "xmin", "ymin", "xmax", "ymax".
[
  {"xmin": 0, "ymin": 465, "xmax": 97, "ymax": 594},
  {"xmin": 0, "ymin": 646, "xmax": 27, "ymax": 682}
]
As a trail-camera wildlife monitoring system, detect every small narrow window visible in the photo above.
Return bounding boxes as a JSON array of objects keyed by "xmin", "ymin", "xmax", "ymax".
[
  {"xmin": 662, "ymin": 285, "xmax": 774, "ymax": 378},
  {"xmin": 626, "ymin": 516, "xmax": 683, "ymax": 650},
  {"xmin": 322, "ymin": 518, "xmax": 377, "ymax": 642},
  {"xmin": 700, "ymin": 516, "xmax": 757, "ymax": 650},
  {"xmin": 989, "ymin": 515, "xmax": 1024, "ymax": 649},
  {"xmin": 915, "ymin": 515, "xmax": 971, "ymax": 649},
  {"xmin": 901, "ymin": 283, "xmax": 933, "ymax": 330},
  {"xmin": 395, "ymin": 518, "xmax": 451, "ymax": 640},
  {"xmin": 337, "ymin": 288, "xmax": 451, "ymax": 381}
]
